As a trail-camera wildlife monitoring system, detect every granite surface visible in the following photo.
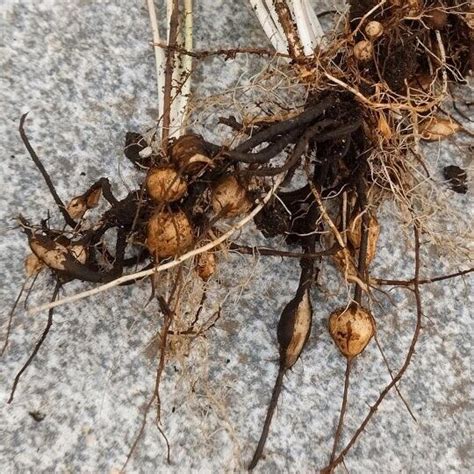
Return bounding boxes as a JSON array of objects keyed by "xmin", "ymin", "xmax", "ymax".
[{"xmin": 0, "ymin": 1, "xmax": 473, "ymax": 473}]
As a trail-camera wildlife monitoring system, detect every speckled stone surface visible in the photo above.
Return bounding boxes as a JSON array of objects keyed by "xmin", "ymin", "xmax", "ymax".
[{"xmin": 0, "ymin": 1, "xmax": 473, "ymax": 473}]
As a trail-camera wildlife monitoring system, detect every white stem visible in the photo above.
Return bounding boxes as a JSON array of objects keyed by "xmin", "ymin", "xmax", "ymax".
[
  {"xmin": 166, "ymin": 0, "xmax": 173, "ymax": 41},
  {"xmin": 171, "ymin": 0, "xmax": 193, "ymax": 138},
  {"xmin": 147, "ymin": 0, "xmax": 166, "ymax": 121},
  {"xmin": 301, "ymin": 0, "xmax": 324, "ymax": 45},
  {"xmin": 249, "ymin": 0, "xmax": 287, "ymax": 53},
  {"xmin": 165, "ymin": 0, "xmax": 180, "ymax": 138},
  {"xmin": 291, "ymin": 0, "xmax": 314, "ymax": 56},
  {"xmin": 29, "ymin": 175, "xmax": 286, "ymax": 315},
  {"xmin": 264, "ymin": 0, "xmax": 287, "ymax": 43}
]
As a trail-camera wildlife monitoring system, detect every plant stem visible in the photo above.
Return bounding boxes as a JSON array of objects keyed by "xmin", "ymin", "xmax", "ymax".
[
  {"xmin": 329, "ymin": 358, "xmax": 352, "ymax": 464},
  {"xmin": 146, "ymin": 0, "xmax": 166, "ymax": 121}
]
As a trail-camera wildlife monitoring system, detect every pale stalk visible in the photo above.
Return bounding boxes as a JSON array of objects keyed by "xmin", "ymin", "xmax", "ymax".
[
  {"xmin": 171, "ymin": 0, "xmax": 193, "ymax": 138},
  {"xmin": 264, "ymin": 0, "xmax": 287, "ymax": 45},
  {"xmin": 167, "ymin": 0, "xmax": 181, "ymax": 138},
  {"xmin": 301, "ymin": 0, "xmax": 324, "ymax": 45},
  {"xmin": 249, "ymin": 0, "xmax": 287, "ymax": 53},
  {"xmin": 147, "ymin": 0, "xmax": 165, "ymax": 121},
  {"xmin": 291, "ymin": 0, "xmax": 314, "ymax": 56}
]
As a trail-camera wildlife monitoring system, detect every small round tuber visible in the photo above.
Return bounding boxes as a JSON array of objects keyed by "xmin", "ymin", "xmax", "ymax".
[
  {"xmin": 328, "ymin": 305, "xmax": 375, "ymax": 359},
  {"xmin": 353, "ymin": 40, "xmax": 373, "ymax": 62},
  {"xmin": 211, "ymin": 175, "xmax": 252, "ymax": 218},
  {"xmin": 146, "ymin": 167, "xmax": 187, "ymax": 203},
  {"xmin": 171, "ymin": 134, "xmax": 214, "ymax": 174},
  {"xmin": 196, "ymin": 251, "xmax": 217, "ymax": 280},
  {"xmin": 364, "ymin": 21, "xmax": 383, "ymax": 40},
  {"xmin": 405, "ymin": 0, "xmax": 422, "ymax": 16},
  {"xmin": 424, "ymin": 6, "xmax": 448, "ymax": 30},
  {"xmin": 147, "ymin": 210, "xmax": 194, "ymax": 258}
]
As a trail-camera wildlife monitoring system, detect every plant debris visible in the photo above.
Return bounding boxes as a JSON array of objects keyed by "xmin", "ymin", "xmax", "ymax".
[
  {"xmin": 443, "ymin": 164, "xmax": 468, "ymax": 193},
  {"xmin": 3, "ymin": 1, "xmax": 473, "ymax": 471}
]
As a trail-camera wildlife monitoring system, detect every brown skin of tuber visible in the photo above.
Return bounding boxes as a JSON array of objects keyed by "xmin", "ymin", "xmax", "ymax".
[
  {"xmin": 25, "ymin": 253, "xmax": 44, "ymax": 277},
  {"xmin": 171, "ymin": 133, "xmax": 213, "ymax": 174},
  {"xmin": 146, "ymin": 167, "xmax": 188, "ymax": 203},
  {"xmin": 211, "ymin": 175, "xmax": 251, "ymax": 218},
  {"xmin": 146, "ymin": 210, "xmax": 194, "ymax": 258},
  {"xmin": 277, "ymin": 287, "xmax": 312, "ymax": 369},
  {"xmin": 329, "ymin": 305, "xmax": 375, "ymax": 359},
  {"xmin": 353, "ymin": 40, "xmax": 373, "ymax": 62},
  {"xmin": 424, "ymin": 8, "xmax": 448, "ymax": 30}
]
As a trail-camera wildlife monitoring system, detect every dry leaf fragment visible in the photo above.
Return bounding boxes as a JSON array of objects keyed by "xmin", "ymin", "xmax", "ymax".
[
  {"xmin": 377, "ymin": 113, "xmax": 392, "ymax": 139},
  {"xmin": 420, "ymin": 117, "xmax": 461, "ymax": 140}
]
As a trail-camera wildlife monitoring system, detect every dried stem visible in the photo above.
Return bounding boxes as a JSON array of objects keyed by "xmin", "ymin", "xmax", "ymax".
[
  {"xmin": 375, "ymin": 267, "xmax": 473, "ymax": 287},
  {"xmin": 8, "ymin": 280, "xmax": 61, "ymax": 404},
  {"xmin": 19, "ymin": 114, "xmax": 76, "ymax": 228},
  {"xmin": 229, "ymin": 243, "xmax": 340, "ymax": 259},
  {"xmin": 329, "ymin": 358, "xmax": 352, "ymax": 465},
  {"xmin": 274, "ymin": 0, "xmax": 304, "ymax": 59},
  {"xmin": 1, "ymin": 279, "xmax": 29, "ymax": 357},
  {"xmin": 154, "ymin": 43, "xmax": 290, "ymax": 59},
  {"xmin": 248, "ymin": 367, "xmax": 285, "ymax": 470},
  {"xmin": 353, "ymin": 165, "xmax": 369, "ymax": 305},
  {"xmin": 249, "ymin": 0, "xmax": 287, "ymax": 53}
]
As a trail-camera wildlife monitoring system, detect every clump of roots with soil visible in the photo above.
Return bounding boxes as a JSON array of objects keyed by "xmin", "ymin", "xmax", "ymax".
[{"xmin": 2, "ymin": 0, "xmax": 473, "ymax": 471}]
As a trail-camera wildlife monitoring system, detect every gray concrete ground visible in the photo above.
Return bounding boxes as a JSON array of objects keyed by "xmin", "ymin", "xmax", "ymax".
[{"xmin": 0, "ymin": 1, "xmax": 472, "ymax": 473}]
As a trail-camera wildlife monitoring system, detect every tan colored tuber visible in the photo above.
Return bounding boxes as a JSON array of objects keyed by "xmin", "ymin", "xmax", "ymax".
[
  {"xmin": 365, "ymin": 21, "xmax": 383, "ymax": 40},
  {"xmin": 66, "ymin": 186, "xmax": 102, "ymax": 220},
  {"xmin": 332, "ymin": 247, "xmax": 359, "ymax": 281},
  {"xmin": 70, "ymin": 244, "xmax": 88, "ymax": 265},
  {"xmin": 146, "ymin": 167, "xmax": 187, "ymax": 203},
  {"xmin": 66, "ymin": 196, "xmax": 88, "ymax": 220},
  {"xmin": 280, "ymin": 288, "xmax": 312, "ymax": 369},
  {"xmin": 29, "ymin": 236, "xmax": 88, "ymax": 271},
  {"xmin": 211, "ymin": 175, "xmax": 252, "ymax": 218},
  {"xmin": 328, "ymin": 305, "xmax": 375, "ymax": 359},
  {"xmin": 147, "ymin": 210, "xmax": 194, "ymax": 258},
  {"xmin": 171, "ymin": 134, "xmax": 214, "ymax": 174},
  {"xmin": 353, "ymin": 40, "xmax": 373, "ymax": 62}
]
